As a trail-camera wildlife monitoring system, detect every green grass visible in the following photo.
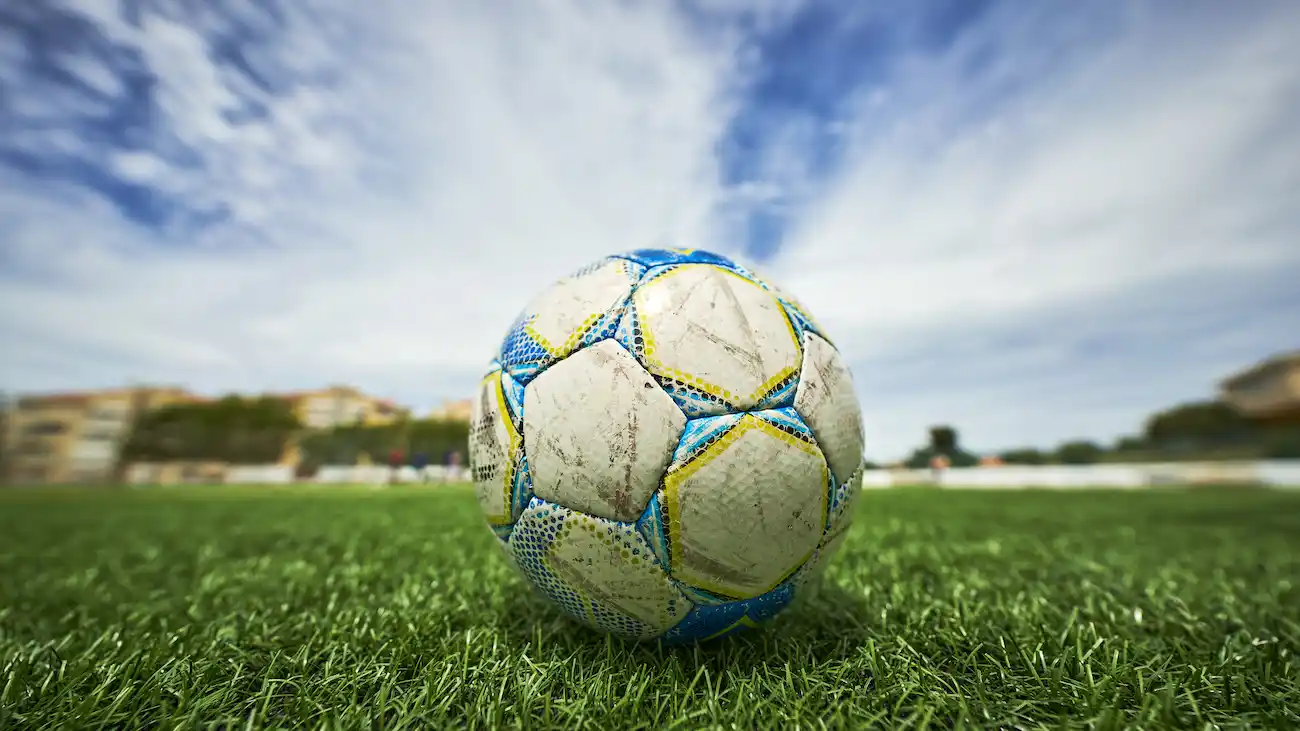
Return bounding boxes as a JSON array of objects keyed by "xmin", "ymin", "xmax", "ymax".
[{"xmin": 1, "ymin": 484, "xmax": 1298, "ymax": 730}]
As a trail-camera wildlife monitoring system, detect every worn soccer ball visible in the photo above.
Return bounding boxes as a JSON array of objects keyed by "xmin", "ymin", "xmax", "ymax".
[{"xmin": 469, "ymin": 248, "xmax": 864, "ymax": 643}]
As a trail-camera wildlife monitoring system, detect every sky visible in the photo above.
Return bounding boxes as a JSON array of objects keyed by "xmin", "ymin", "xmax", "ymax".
[{"xmin": 1, "ymin": 0, "xmax": 1298, "ymax": 461}]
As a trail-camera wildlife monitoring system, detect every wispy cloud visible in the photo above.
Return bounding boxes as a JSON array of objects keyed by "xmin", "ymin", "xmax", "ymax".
[
  {"xmin": 1, "ymin": 0, "xmax": 746, "ymax": 395},
  {"xmin": 768, "ymin": 0, "xmax": 1300, "ymax": 455},
  {"xmin": 1, "ymin": 0, "xmax": 1297, "ymax": 460}
]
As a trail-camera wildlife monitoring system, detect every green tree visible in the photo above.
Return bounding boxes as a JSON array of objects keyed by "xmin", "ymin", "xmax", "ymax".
[
  {"xmin": 296, "ymin": 418, "xmax": 470, "ymax": 468},
  {"xmin": 121, "ymin": 396, "xmax": 300, "ymax": 464},
  {"xmin": 1054, "ymin": 440, "xmax": 1104, "ymax": 465},
  {"xmin": 1262, "ymin": 426, "xmax": 1300, "ymax": 459},
  {"xmin": 1112, "ymin": 435, "xmax": 1147, "ymax": 453},
  {"xmin": 903, "ymin": 425, "xmax": 977, "ymax": 468},
  {"xmin": 1000, "ymin": 448, "xmax": 1047, "ymax": 465},
  {"xmin": 1143, "ymin": 401, "xmax": 1253, "ymax": 451},
  {"xmin": 929, "ymin": 426, "xmax": 958, "ymax": 454},
  {"xmin": 408, "ymin": 417, "xmax": 470, "ymax": 465}
]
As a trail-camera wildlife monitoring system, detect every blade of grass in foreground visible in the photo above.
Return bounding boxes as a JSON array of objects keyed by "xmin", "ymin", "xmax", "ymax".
[{"xmin": 0, "ymin": 484, "xmax": 1297, "ymax": 729}]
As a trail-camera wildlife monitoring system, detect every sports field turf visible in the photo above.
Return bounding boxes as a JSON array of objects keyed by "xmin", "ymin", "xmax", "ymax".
[{"xmin": 1, "ymin": 484, "xmax": 1297, "ymax": 729}]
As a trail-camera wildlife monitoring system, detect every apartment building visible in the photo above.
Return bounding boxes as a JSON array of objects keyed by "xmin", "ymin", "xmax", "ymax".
[
  {"xmin": 277, "ymin": 385, "xmax": 407, "ymax": 430},
  {"xmin": 1, "ymin": 386, "xmax": 194, "ymax": 485},
  {"xmin": 1219, "ymin": 350, "xmax": 1300, "ymax": 426},
  {"xmin": 429, "ymin": 398, "xmax": 473, "ymax": 423}
]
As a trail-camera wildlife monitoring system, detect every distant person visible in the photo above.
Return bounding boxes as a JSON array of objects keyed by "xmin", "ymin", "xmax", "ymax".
[
  {"xmin": 388, "ymin": 449, "xmax": 404, "ymax": 485},
  {"xmin": 444, "ymin": 450, "xmax": 462, "ymax": 483},
  {"xmin": 930, "ymin": 454, "xmax": 950, "ymax": 483},
  {"xmin": 411, "ymin": 452, "xmax": 430, "ymax": 484}
]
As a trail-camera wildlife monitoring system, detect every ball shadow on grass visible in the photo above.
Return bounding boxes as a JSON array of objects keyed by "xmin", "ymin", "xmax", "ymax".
[{"xmin": 494, "ymin": 577, "xmax": 874, "ymax": 674}]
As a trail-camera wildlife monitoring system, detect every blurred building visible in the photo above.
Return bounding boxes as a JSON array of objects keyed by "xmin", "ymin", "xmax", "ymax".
[
  {"xmin": 429, "ymin": 398, "xmax": 473, "ymax": 422},
  {"xmin": 1219, "ymin": 350, "xmax": 1300, "ymax": 426},
  {"xmin": 1, "ymin": 386, "xmax": 194, "ymax": 485},
  {"xmin": 274, "ymin": 385, "xmax": 406, "ymax": 429}
]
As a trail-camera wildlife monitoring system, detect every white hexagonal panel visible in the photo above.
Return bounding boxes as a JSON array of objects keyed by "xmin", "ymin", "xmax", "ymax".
[
  {"xmin": 469, "ymin": 367, "xmax": 522, "ymax": 526},
  {"xmin": 789, "ymin": 462, "xmax": 863, "ymax": 597},
  {"xmin": 787, "ymin": 528, "xmax": 846, "ymax": 600},
  {"xmin": 663, "ymin": 410, "xmax": 828, "ymax": 599},
  {"xmin": 509, "ymin": 499, "xmax": 691, "ymax": 639},
  {"xmin": 794, "ymin": 333, "xmax": 864, "ymax": 486},
  {"xmin": 727, "ymin": 263, "xmax": 831, "ymax": 342},
  {"xmin": 524, "ymin": 340, "xmax": 686, "ymax": 522},
  {"xmin": 499, "ymin": 258, "xmax": 645, "ymax": 382},
  {"xmin": 629, "ymin": 264, "xmax": 801, "ymax": 416}
]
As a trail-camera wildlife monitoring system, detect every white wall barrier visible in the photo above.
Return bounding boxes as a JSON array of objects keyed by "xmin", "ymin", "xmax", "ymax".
[
  {"xmin": 861, "ymin": 460, "xmax": 1300, "ymax": 489},
  {"xmin": 305, "ymin": 465, "xmax": 471, "ymax": 485},
  {"xmin": 125, "ymin": 463, "xmax": 157, "ymax": 485},
  {"xmin": 313, "ymin": 465, "xmax": 392, "ymax": 484},
  {"xmin": 224, "ymin": 465, "xmax": 295, "ymax": 484},
  {"xmin": 860, "ymin": 470, "xmax": 896, "ymax": 489},
  {"xmin": 209, "ymin": 461, "xmax": 1298, "ymax": 488},
  {"xmin": 944, "ymin": 465, "xmax": 1147, "ymax": 489},
  {"xmin": 1256, "ymin": 460, "xmax": 1300, "ymax": 489}
]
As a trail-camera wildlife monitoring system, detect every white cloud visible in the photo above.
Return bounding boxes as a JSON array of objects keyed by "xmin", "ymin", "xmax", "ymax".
[
  {"xmin": 1, "ymin": 0, "xmax": 1298, "ymax": 461},
  {"xmin": 767, "ymin": 2, "xmax": 1300, "ymax": 457},
  {"xmin": 1, "ymin": 0, "xmax": 748, "ymax": 407}
]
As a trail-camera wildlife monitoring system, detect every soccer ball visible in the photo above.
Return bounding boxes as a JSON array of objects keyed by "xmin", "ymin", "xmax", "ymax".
[{"xmin": 469, "ymin": 248, "xmax": 864, "ymax": 643}]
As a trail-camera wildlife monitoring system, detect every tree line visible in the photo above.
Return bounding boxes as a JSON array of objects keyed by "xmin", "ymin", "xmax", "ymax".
[
  {"xmin": 897, "ymin": 399, "xmax": 1300, "ymax": 469},
  {"xmin": 115, "ymin": 393, "xmax": 1300, "ymax": 472},
  {"xmin": 120, "ymin": 396, "xmax": 470, "ymax": 471},
  {"xmin": 295, "ymin": 418, "xmax": 469, "ymax": 473}
]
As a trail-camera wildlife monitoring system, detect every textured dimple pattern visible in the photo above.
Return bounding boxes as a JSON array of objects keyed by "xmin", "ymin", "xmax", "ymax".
[
  {"xmin": 663, "ymin": 582, "xmax": 797, "ymax": 644},
  {"xmin": 623, "ymin": 264, "xmax": 803, "ymax": 418},
  {"xmin": 470, "ymin": 247, "xmax": 865, "ymax": 644},
  {"xmin": 524, "ymin": 340, "xmax": 685, "ymax": 523},
  {"xmin": 499, "ymin": 258, "xmax": 645, "ymax": 384},
  {"xmin": 501, "ymin": 370, "xmax": 526, "ymax": 428},
  {"xmin": 795, "ymin": 333, "xmax": 865, "ymax": 487},
  {"xmin": 634, "ymin": 493, "xmax": 672, "ymax": 570},
  {"xmin": 469, "ymin": 367, "xmax": 522, "ymax": 527},
  {"xmin": 509, "ymin": 499, "xmax": 589, "ymax": 620},
  {"xmin": 612, "ymin": 248, "xmax": 744, "ymax": 271},
  {"xmin": 824, "ymin": 464, "xmax": 863, "ymax": 543},
  {"xmin": 662, "ymin": 410, "xmax": 828, "ymax": 599},
  {"xmin": 615, "ymin": 297, "xmax": 738, "ymax": 419},
  {"xmin": 509, "ymin": 498, "xmax": 691, "ymax": 639}
]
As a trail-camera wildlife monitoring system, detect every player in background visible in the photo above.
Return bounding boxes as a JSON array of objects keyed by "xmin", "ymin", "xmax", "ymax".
[
  {"xmin": 444, "ymin": 450, "xmax": 462, "ymax": 484},
  {"xmin": 930, "ymin": 454, "xmax": 950, "ymax": 484},
  {"xmin": 411, "ymin": 451, "xmax": 430, "ymax": 483},
  {"xmin": 387, "ymin": 448, "xmax": 404, "ymax": 486}
]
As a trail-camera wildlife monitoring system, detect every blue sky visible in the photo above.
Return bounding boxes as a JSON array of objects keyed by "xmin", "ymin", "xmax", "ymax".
[{"xmin": 2, "ymin": 0, "xmax": 1298, "ymax": 460}]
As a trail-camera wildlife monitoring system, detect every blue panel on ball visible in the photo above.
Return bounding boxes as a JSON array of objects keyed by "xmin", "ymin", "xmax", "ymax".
[
  {"xmin": 636, "ymin": 263, "xmax": 688, "ymax": 287},
  {"xmin": 613, "ymin": 248, "xmax": 741, "ymax": 270},
  {"xmin": 752, "ymin": 407, "xmax": 817, "ymax": 443},
  {"xmin": 779, "ymin": 298, "xmax": 829, "ymax": 345},
  {"xmin": 581, "ymin": 299, "xmax": 626, "ymax": 349},
  {"xmin": 634, "ymin": 493, "xmax": 672, "ymax": 568},
  {"xmin": 613, "ymin": 296, "xmax": 642, "ymax": 358},
  {"xmin": 508, "ymin": 498, "xmax": 592, "ymax": 622},
  {"xmin": 615, "ymin": 300, "xmax": 742, "ymax": 419},
  {"xmin": 752, "ymin": 368, "xmax": 800, "ymax": 412},
  {"xmin": 671, "ymin": 413, "xmax": 743, "ymax": 464},
  {"xmin": 662, "ymin": 582, "xmax": 796, "ymax": 644},
  {"xmin": 500, "ymin": 370, "xmax": 526, "ymax": 427},
  {"xmin": 508, "ymin": 497, "xmax": 693, "ymax": 640},
  {"xmin": 499, "ymin": 316, "xmax": 550, "ymax": 384},
  {"xmin": 497, "ymin": 257, "xmax": 645, "ymax": 384},
  {"xmin": 510, "ymin": 455, "xmax": 535, "ymax": 524}
]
